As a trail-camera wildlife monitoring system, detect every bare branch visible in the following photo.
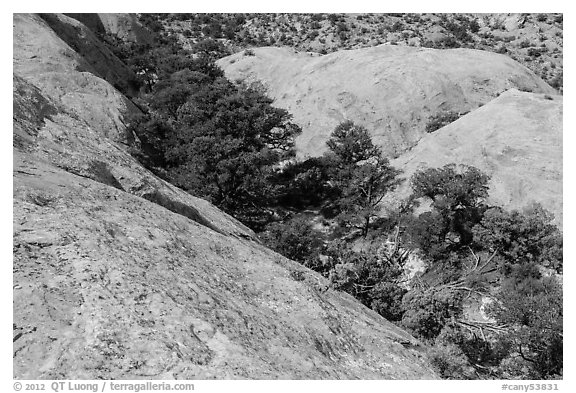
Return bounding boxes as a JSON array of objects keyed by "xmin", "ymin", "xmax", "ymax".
[
  {"xmin": 479, "ymin": 249, "xmax": 499, "ymax": 272},
  {"xmin": 468, "ymin": 246, "xmax": 480, "ymax": 271}
]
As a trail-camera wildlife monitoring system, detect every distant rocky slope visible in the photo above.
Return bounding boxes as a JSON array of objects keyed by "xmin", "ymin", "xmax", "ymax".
[
  {"xmin": 389, "ymin": 89, "xmax": 563, "ymax": 226},
  {"xmin": 14, "ymin": 13, "xmax": 140, "ymax": 142},
  {"xmin": 13, "ymin": 13, "xmax": 437, "ymax": 379},
  {"xmin": 165, "ymin": 13, "xmax": 562, "ymax": 91},
  {"xmin": 36, "ymin": 13, "xmax": 142, "ymax": 98},
  {"xmin": 65, "ymin": 13, "xmax": 153, "ymax": 44},
  {"xmin": 218, "ymin": 45, "xmax": 556, "ymax": 157}
]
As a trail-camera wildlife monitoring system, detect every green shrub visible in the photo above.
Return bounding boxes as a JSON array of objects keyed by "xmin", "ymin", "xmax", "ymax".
[
  {"xmin": 328, "ymin": 247, "xmax": 406, "ymax": 321},
  {"xmin": 425, "ymin": 111, "xmax": 463, "ymax": 133},
  {"xmin": 519, "ymin": 39, "xmax": 531, "ymax": 48},
  {"xmin": 527, "ymin": 47, "xmax": 544, "ymax": 57},
  {"xmin": 401, "ymin": 287, "xmax": 463, "ymax": 339},
  {"xmin": 260, "ymin": 215, "xmax": 325, "ymax": 266},
  {"xmin": 429, "ymin": 343, "xmax": 476, "ymax": 379},
  {"xmin": 549, "ymin": 71, "xmax": 563, "ymax": 90},
  {"xmin": 554, "ymin": 15, "xmax": 563, "ymax": 24}
]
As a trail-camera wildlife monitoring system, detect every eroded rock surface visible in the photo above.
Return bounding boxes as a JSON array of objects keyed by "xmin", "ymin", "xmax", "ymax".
[
  {"xmin": 13, "ymin": 13, "xmax": 438, "ymax": 380},
  {"xmin": 13, "ymin": 153, "xmax": 436, "ymax": 379},
  {"xmin": 218, "ymin": 45, "xmax": 556, "ymax": 157},
  {"xmin": 389, "ymin": 89, "xmax": 563, "ymax": 226},
  {"xmin": 13, "ymin": 13, "xmax": 140, "ymax": 143},
  {"xmin": 65, "ymin": 13, "xmax": 153, "ymax": 44}
]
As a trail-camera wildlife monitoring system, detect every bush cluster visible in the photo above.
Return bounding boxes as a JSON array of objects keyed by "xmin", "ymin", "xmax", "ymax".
[
  {"xmin": 425, "ymin": 111, "xmax": 464, "ymax": 133},
  {"xmin": 104, "ymin": 17, "xmax": 563, "ymax": 379}
]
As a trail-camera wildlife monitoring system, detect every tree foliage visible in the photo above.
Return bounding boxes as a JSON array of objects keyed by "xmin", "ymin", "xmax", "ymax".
[
  {"xmin": 425, "ymin": 111, "xmax": 465, "ymax": 133},
  {"xmin": 400, "ymin": 165, "xmax": 563, "ymax": 379},
  {"xmin": 125, "ymin": 33, "xmax": 301, "ymax": 228},
  {"xmin": 328, "ymin": 246, "xmax": 406, "ymax": 321},
  {"xmin": 160, "ymin": 78, "xmax": 300, "ymax": 227},
  {"xmin": 324, "ymin": 121, "xmax": 401, "ymax": 236},
  {"xmin": 260, "ymin": 215, "xmax": 325, "ymax": 266},
  {"xmin": 274, "ymin": 155, "xmax": 340, "ymax": 209},
  {"xmin": 409, "ymin": 164, "xmax": 489, "ymax": 255},
  {"xmin": 326, "ymin": 120, "xmax": 381, "ymax": 165},
  {"xmin": 472, "ymin": 204, "xmax": 562, "ymax": 274},
  {"xmin": 110, "ymin": 18, "xmax": 563, "ymax": 379},
  {"xmin": 401, "ymin": 287, "xmax": 463, "ymax": 339},
  {"xmin": 489, "ymin": 269, "xmax": 563, "ymax": 379}
]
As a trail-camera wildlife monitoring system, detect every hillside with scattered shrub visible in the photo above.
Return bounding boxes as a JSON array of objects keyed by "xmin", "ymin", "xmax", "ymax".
[
  {"xmin": 153, "ymin": 13, "xmax": 562, "ymax": 92},
  {"xmin": 217, "ymin": 45, "xmax": 555, "ymax": 159},
  {"xmin": 14, "ymin": 13, "xmax": 562, "ymax": 380}
]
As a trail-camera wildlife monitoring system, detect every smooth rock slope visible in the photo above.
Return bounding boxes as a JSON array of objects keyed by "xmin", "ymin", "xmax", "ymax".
[
  {"xmin": 13, "ymin": 13, "xmax": 140, "ymax": 144},
  {"xmin": 64, "ymin": 13, "xmax": 154, "ymax": 44},
  {"xmin": 218, "ymin": 45, "xmax": 556, "ymax": 157},
  {"xmin": 390, "ymin": 89, "xmax": 563, "ymax": 226},
  {"xmin": 13, "ymin": 14, "xmax": 437, "ymax": 380}
]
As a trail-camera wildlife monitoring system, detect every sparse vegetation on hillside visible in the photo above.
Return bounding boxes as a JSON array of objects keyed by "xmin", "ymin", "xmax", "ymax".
[
  {"xmin": 426, "ymin": 111, "xmax": 467, "ymax": 133},
  {"xmin": 264, "ymin": 156, "xmax": 563, "ymax": 379},
  {"xmin": 89, "ymin": 17, "xmax": 301, "ymax": 229},
  {"xmin": 143, "ymin": 13, "xmax": 563, "ymax": 92},
  {"xmin": 126, "ymin": 51, "xmax": 300, "ymax": 228},
  {"xmin": 101, "ymin": 15, "xmax": 562, "ymax": 379},
  {"xmin": 399, "ymin": 168, "xmax": 561, "ymax": 379}
]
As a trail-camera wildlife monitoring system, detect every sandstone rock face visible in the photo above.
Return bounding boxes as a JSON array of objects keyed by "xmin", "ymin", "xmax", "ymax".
[
  {"xmin": 13, "ymin": 154, "xmax": 436, "ymax": 379},
  {"xmin": 12, "ymin": 74, "xmax": 253, "ymax": 241},
  {"xmin": 218, "ymin": 45, "xmax": 556, "ymax": 158},
  {"xmin": 13, "ymin": 13, "xmax": 140, "ymax": 144},
  {"xmin": 37, "ymin": 14, "xmax": 141, "ymax": 97},
  {"xmin": 389, "ymin": 89, "xmax": 563, "ymax": 226},
  {"xmin": 13, "ymin": 14, "xmax": 438, "ymax": 380},
  {"xmin": 65, "ymin": 13, "xmax": 153, "ymax": 44}
]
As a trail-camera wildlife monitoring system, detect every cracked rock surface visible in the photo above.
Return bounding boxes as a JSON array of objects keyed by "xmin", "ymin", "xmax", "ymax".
[
  {"xmin": 13, "ymin": 13, "xmax": 438, "ymax": 380},
  {"xmin": 13, "ymin": 154, "xmax": 436, "ymax": 379}
]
